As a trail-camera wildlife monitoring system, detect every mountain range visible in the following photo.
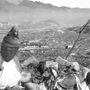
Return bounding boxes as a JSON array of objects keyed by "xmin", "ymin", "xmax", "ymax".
[{"xmin": 0, "ymin": 0, "xmax": 90, "ymax": 28}]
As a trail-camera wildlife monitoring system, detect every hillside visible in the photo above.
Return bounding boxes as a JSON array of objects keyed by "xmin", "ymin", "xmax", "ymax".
[{"xmin": 0, "ymin": 0, "xmax": 90, "ymax": 27}]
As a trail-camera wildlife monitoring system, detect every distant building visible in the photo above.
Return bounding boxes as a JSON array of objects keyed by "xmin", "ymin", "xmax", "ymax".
[
  {"xmin": 19, "ymin": 46, "xmax": 39, "ymax": 51},
  {"xmin": 57, "ymin": 29, "xmax": 64, "ymax": 33},
  {"xmin": 65, "ymin": 45, "xmax": 73, "ymax": 49},
  {"xmin": 0, "ymin": 21, "xmax": 18, "ymax": 27}
]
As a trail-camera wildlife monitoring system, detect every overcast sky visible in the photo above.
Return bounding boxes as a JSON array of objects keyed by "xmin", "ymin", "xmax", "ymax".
[{"xmin": 7, "ymin": 0, "xmax": 90, "ymax": 8}]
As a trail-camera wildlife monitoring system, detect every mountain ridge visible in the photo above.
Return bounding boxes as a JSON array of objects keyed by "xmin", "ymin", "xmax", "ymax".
[
  {"xmin": 0, "ymin": 0, "xmax": 90, "ymax": 12},
  {"xmin": 1, "ymin": 0, "xmax": 90, "ymax": 10},
  {"xmin": 0, "ymin": 0, "xmax": 90, "ymax": 27}
]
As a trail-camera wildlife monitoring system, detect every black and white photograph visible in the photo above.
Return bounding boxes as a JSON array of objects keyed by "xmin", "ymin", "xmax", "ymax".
[{"xmin": 0, "ymin": 0, "xmax": 90, "ymax": 90}]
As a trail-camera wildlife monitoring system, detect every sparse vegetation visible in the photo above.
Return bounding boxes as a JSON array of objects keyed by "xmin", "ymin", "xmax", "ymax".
[{"xmin": 16, "ymin": 24, "xmax": 90, "ymax": 68}]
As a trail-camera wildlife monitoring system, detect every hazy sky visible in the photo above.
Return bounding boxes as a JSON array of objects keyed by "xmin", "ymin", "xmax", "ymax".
[
  {"xmin": 32, "ymin": 0, "xmax": 90, "ymax": 8},
  {"xmin": 7, "ymin": 0, "xmax": 90, "ymax": 8}
]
